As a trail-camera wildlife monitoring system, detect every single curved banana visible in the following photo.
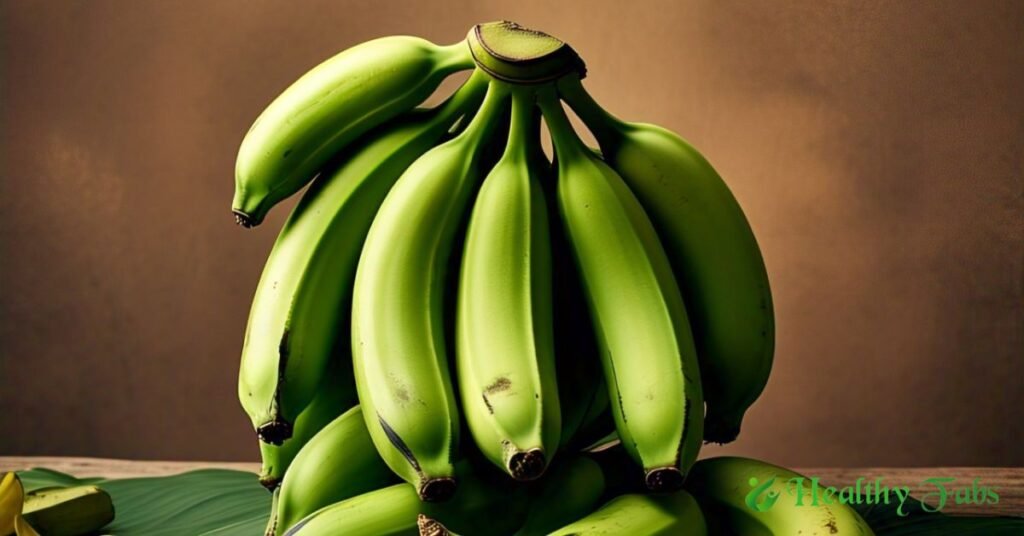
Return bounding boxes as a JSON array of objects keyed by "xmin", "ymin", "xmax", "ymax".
[
  {"xmin": 514, "ymin": 456, "xmax": 605, "ymax": 536},
  {"xmin": 258, "ymin": 361, "xmax": 354, "ymax": 490},
  {"xmin": 284, "ymin": 466, "xmax": 526, "ymax": 536},
  {"xmin": 548, "ymin": 490, "xmax": 707, "ymax": 536},
  {"xmin": 544, "ymin": 156, "xmax": 612, "ymax": 454},
  {"xmin": 559, "ymin": 74, "xmax": 774, "ymax": 443},
  {"xmin": 233, "ymin": 36, "xmax": 474, "ymax": 226},
  {"xmin": 539, "ymin": 89, "xmax": 703, "ymax": 491},
  {"xmin": 238, "ymin": 73, "xmax": 489, "ymax": 444},
  {"xmin": 686, "ymin": 457, "xmax": 875, "ymax": 536},
  {"xmin": 456, "ymin": 85, "xmax": 559, "ymax": 481},
  {"xmin": 351, "ymin": 81, "xmax": 511, "ymax": 502},
  {"xmin": 270, "ymin": 406, "xmax": 397, "ymax": 536}
]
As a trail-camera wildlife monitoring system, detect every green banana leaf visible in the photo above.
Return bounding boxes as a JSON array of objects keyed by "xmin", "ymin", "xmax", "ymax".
[
  {"xmin": 17, "ymin": 468, "xmax": 270, "ymax": 535},
  {"xmin": 14, "ymin": 468, "xmax": 1023, "ymax": 535}
]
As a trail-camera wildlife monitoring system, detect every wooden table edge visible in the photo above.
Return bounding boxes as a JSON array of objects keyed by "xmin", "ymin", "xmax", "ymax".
[{"xmin": 1, "ymin": 456, "xmax": 1021, "ymax": 517}]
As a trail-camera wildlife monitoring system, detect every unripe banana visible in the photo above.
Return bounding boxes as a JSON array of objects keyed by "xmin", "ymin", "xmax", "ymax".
[
  {"xmin": 352, "ymin": 81, "xmax": 511, "ymax": 501},
  {"xmin": 559, "ymin": 74, "xmax": 774, "ymax": 443},
  {"xmin": 258, "ymin": 361, "xmax": 354, "ymax": 490},
  {"xmin": 233, "ymin": 36, "xmax": 474, "ymax": 226},
  {"xmin": 270, "ymin": 406, "xmax": 397, "ymax": 536},
  {"xmin": 686, "ymin": 457, "xmax": 875, "ymax": 536},
  {"xmin": 282, "ymin": 485, "xmax": 420, "ymax": 536},
  {"xmin": 238, "ymin": 73, "xmax": 489, "ymax": 444},
  {"xmin": 539, "ymin": 89, "xmax": 704, "ymax": 491},
  {"xmin": 514, "ymin": 456, "xmax": 605, "ymax": 536},
  {"xmin": 547, "ymin": 490, "xmax": 707, "ymax": 536},
  {"xmin": 283, "ymin": 465, "xmax": 527, "ymax": 536},
  {"xmin": 545, "ymin": 164, "xmax": 612, "ymax": 454},
  {"xmin": 456, "ymin": 85, "xmax": 559, "ymax": 481}
]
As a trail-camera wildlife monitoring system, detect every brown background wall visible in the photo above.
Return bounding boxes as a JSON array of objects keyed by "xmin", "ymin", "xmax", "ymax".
[{"xmin": 1, "ymin": 0, "xmax": 1021, "ymax": 467}]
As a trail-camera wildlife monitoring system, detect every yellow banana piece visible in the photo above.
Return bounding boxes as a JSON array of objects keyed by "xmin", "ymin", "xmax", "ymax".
[
  {"xmin": 0, "ymin": 473, "xmax": 41, "ymax": 536},
  {"xmin": 1, "ymin": 473, "xmax": 21, "ymax": 535},
  {"xmin": 21, "ymin": 485, "xmax": 114, "ymax": 536}
]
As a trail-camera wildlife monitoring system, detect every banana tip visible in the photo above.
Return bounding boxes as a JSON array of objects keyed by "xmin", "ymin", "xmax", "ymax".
[
  {"xmin": 256, "ymin": 419, "xmax": 293, "ymax": 445},
  {"xmin": 508, "ymin": 448, "xmax": 547, "ymax": 481},
  {"xmin": 704, "ymin": 419, "xmax": 740, "ymax": 444},
  {"xmin": 232, "ymin": 209, "xmax": 260, "ymax": 228},
  {"xmin": 645, "ymin": 467, "xmax": 684, "ymax": 491},
  {"xmin": 258, "ymin": 474, "xmax": 282, "ymax": 491},
  {"xmin": 417, "ymin": 514, "xmax": 451, "ymax": 536},
  {"xmin": 418, "ymin": 477, "xmax": 457, "ymax": 503}
]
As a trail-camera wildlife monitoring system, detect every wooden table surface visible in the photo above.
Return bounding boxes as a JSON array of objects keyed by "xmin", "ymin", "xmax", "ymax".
[{"xmin": 1, "ymin": 457, "xmax": 1021, "ymax": 517}]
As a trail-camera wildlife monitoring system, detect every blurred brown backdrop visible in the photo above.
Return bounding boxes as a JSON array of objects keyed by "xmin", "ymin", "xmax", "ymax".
[{"xmin": 1, "ymin": 0, "xmax": 1021, "ymax": 467}]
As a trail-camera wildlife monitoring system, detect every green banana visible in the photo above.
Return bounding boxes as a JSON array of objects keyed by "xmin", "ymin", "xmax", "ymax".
[
  {"xmin": 514, "ymin": 456, "xmax": 605, "ymax": 536},
  {"xmin": 258, "ymin": 360, "xmax": 353, "ymax": 490},
  {"xmin": 20, "ymin": 486, "xmax": 114, "ymax": 536},
  {"xmin": 283, "ymin": 466, "xmax": 527, "ymax": 536},
  {"xmin": 233, "ymin": 36, "xmax": 474, "ymax": 226},
  {"xmin": 282, "ymin": 485, "xmax": 417, "ymax": 536},
  {"xmin": 270, "ymin": 406, "xmax": 397, "ymax": 536},
  {"xmin": 351, "ymin": 80, "xmax": 510, "ymax": 501},
  {"xmin": 539, "ymin": 89, "xmax": 703, "ymax": 491},
  {"xmin": 455, "ymin": 85, "xmax": 559, "ymax": 481},
  {"xmin": 540, "ymin": 133, "xmax": 611, "ymax": 454},
  {"xmin": 686, "ymin": 457, "xmax": 875, "ymax": 536},
  {"xmin": 548, "ymin": 490, "xmax": 707, "ymax": 536},
  {"xmin": 238, "ymin": 73, "xmax": 489, "ymax": 444},
  {"xmin": 559, "ymin": 74, "xmax": 774, "ymax": 443}
]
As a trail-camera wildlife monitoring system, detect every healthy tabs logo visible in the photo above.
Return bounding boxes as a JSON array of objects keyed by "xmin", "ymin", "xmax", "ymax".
[
  {"xmin": 745, "ymin": 476, "xmax": 781, "ymax": 512},
  {"xmin": 744, "ymin": 475, "xmax": 1000, "ymax": 517}
]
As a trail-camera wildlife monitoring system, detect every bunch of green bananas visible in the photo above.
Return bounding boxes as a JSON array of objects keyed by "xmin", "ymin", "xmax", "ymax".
[{"xmin": 235, "ymin": 21, "xmax": 869, "ymax": 535}]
